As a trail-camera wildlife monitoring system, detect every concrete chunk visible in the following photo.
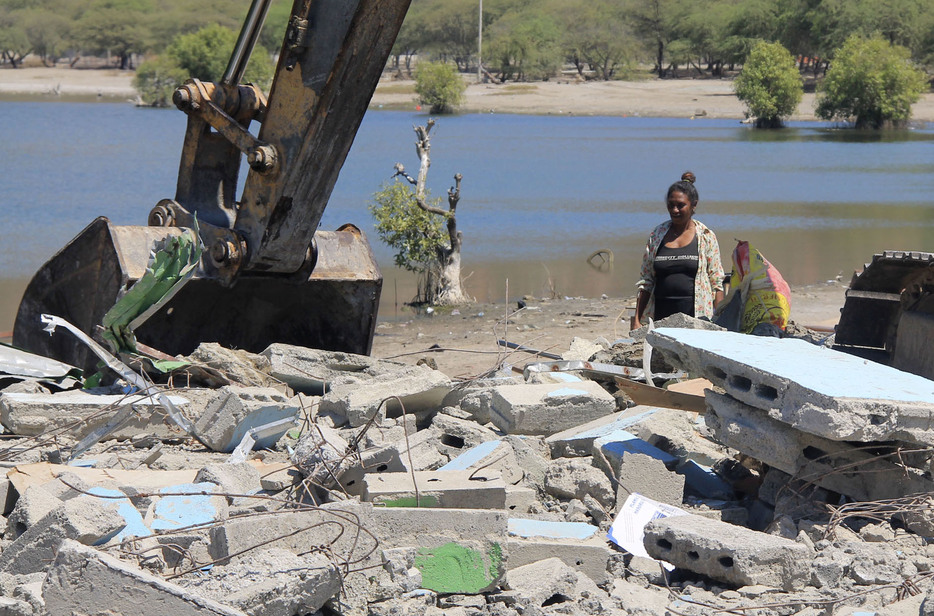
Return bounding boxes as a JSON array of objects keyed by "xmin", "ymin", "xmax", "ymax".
[
  {"xmin": 545, "ymin": 406, "xmax": 661, "ymax": 458},
  {"xmin": 614, "ymin": 453, "xmax": 685, "ymax": 508},
  {"xmin": 490, "ymin": 382, "xmax": 616, "ymax": 435},
  {"xmin": 261, "ymin": 344, "xmax": 402, "ymax": 394},
  {"xmin": 150, "ymin": 482, "xmax": 227, "ymax": 532},
  {"xmin": 503, "ymin": 557, "xmax": 579, "ymax": 608},
  {"xmin": 196, "ymin": 463, "xmax": 263, "ymax": 500},
  {"xmin": 644, "ymin": 513, "xmax": 811, "ymax": 590},
  {"xmin": 43, "ymin": 539, "xmax": 248, "ymax": 616},
  {"xmin": 192, "ymin": 386, "xmax": 298, "ymax": 453},
  {"xmin": 648, "ymin": 327, "xmax": 934, "ymax": 446},
  {"xmin": 0, "ymin": 390, "xmax": 190, "ymax": 439},
  {"xmin": 363, "ymin": 470, "xmax": 506, "ymax": 509},
  {"xmin": 544, "ymin": 458, "xmax": 615, "ymax": 509},
  {"xmin": 0, "ymin": 497, "xmax": 126, "ymax": 575},
  {"xmin": 318, "ymin": 364, "xmax": 451, "ymax": 427},
  {"xmin": 440, "ymin": 440, "xmax": 523, "ymax": 486}
]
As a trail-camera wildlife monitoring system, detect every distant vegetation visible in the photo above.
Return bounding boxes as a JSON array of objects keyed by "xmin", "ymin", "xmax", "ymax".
[
  {"xmin": 733, "ymin": 41, "xmax": 803, "ymax": 128},
  {"xmin": 1, "ymin": 0, "xmax": 930, "ymax": 124}
]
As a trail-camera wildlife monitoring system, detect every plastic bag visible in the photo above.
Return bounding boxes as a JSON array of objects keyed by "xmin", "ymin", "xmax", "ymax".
[{"xmin": 714, "ymin": 240, "xmax": 791, "ymax": 334}]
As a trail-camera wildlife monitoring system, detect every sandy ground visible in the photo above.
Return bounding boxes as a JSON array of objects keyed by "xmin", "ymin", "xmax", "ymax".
[
  {"xmin": 369, "ymin": 280, "xmax": 847, "ymax": 379},
  {"xmin": 2, "ymin": 66, "xmax": 933, "ymax": 121}
]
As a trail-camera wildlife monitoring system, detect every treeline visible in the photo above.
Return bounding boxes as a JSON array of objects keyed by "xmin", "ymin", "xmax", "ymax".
[
  {"xmin": 2, "ymin": 0, "xmax": 932, "ymax": 82},
  {"xmin": 397, "ymin": 0, "xmax": 934, "ymax": 81},
  {"xmin": 0, "ymin": 0, "xmax": 291, "ymax": 69}
]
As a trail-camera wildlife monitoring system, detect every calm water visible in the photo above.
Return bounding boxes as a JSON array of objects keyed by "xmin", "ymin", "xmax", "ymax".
[{"xmin": 1, "ymin": 101, "xmax": 932, "ymax": 327}]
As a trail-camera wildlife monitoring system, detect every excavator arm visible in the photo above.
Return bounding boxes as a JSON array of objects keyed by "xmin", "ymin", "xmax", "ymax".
[{"xmin": 13, "ymin": 0, "xmax": 412, "ymax": 373}]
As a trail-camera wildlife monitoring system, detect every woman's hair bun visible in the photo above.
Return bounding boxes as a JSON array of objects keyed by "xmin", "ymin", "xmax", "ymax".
[{"xmin": 681, "ymin": 171, "xmax": 696, "ymax": 184}]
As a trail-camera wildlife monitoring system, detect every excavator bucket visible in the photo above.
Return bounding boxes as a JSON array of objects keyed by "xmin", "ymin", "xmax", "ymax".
[
  {"xmin": 13, "ymin": 0, "xmax": 409, "ymax": 374},
  {"xmin": 14, "ymin": 218, "xmax": 381, "ymax": 375},
  {"xmin": 834, "ymin": 250, "xmax": 934, "ymax": 380}
]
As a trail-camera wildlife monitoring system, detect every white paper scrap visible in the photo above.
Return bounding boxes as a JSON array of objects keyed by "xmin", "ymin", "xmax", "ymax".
[{"xmin": 607, "ymin": 493, "xmax": 688, "ymax": 569}]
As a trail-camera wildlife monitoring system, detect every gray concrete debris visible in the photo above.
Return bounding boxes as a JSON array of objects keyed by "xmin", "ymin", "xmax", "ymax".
[
  {"xmin": 44, "ymin": 539, "xmax": 248, "ymax": 616},
  {"xmin": 179, "ymin": 548, "xmax": 340, "ymax": 616},
  {"xmin": 0, "ymin": 497, "xmax": 126, "ymax": 575},
  {"xmin": 545, "ymin": 406, "xmax": 660, "ymax": 458},
  {"xmin": 186, "ymin": 343, "xmax": 277, "ymax": 389},
  {"xmin": 644, "ymin": 513, "xmax": 812, "ymax": 591},
  {"xmin": 262, "ymin": 344, "xmax": 412, "ymax": 395},
  {"xmin": 5, "ymin": 485, "xmax": 63, "ymax": 539},
  {"xmin": 289, "ymin": 423, "xmax": 351, "ymax": 487},
  {"xmin": 543, "ymin": 458, "xmax": 616, "ymax": 510},
  {"xmin": 613, "ymin": 452, "xmax": 686, "ymax": 508},
  {"xmin": 648, "ymin": 327, "xmax": 934, "ymax": 446},
  {"xmin": 503, "ymin": 557, "xmax": 579, "ymax": 609},
  {"xmin": 0, "ymin": 389, "xmax": 191, "ymax": 439},
  {"xmin": 440, "ymin": 378, "xmax": 521, "ymax": 425},
  {"xmin": 429, "ymin": 412, "xmax": 500, "ymax": 459},
  {"xmin": 363, "ymin": 470, "xmax": 507, "ymax": 509},
  {"xmin": 195, "ymin": 463, "xmax": 263, "ymax": 501},
  {"xmin": 506, "ymin": 532, "xmax": 613, "ymax": 585},
  {"xmin": 192, "ymin": 386, "xmax": 298, "ymax": 453},
  {"xmin": 561, "ymin": 337, "xmax": 604, "ymax": 361},
  {"xmin": 489, "ymin": 381, "xmax": 616, "ymax": 435},
  {"xmin": 317, "ymin": 363, "xmax": 452, "ymax": 427},
  {"xmin": 704, "ymin": 389, "xmax": 934, "ymax": 504}
]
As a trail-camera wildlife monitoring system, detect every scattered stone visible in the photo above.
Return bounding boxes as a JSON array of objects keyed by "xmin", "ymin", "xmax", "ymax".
[
  {"xmin": 503, "ymin": 557, "xmax": 579, "ymax": 609},
  {"xmin": 489, "ymin": 381, "xmax": 616, "ymax": 435},
  {"xmin": 543, "ymin": 458, "xmax": 615, "ymax": 509},
  {"xmin": 192, "ymin": 386, "xmax": 298, "ymax": 453}
]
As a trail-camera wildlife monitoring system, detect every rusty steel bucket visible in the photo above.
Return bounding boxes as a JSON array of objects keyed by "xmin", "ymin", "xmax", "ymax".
[{"xmin": 13, "ymin": 217, "xmax": 382, "ymax": 374}]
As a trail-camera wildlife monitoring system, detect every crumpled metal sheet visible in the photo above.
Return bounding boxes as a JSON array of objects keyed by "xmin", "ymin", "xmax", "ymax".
[{"xmin": 0, "ymin": 343, "xmax": 79, "ymax": 379}]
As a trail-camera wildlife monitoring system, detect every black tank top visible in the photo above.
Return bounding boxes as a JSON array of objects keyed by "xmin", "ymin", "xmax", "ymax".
[{"xmin": 653, "ymin": 235, "xmax": 699, "ymax": 320}]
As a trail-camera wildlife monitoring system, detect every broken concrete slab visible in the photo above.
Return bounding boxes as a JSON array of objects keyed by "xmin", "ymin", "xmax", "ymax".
[
  {"xmin": 0, "ymin": 389, "xmax": 192, "ymax": 439},
  {"xmin": 317, "ymin": 363, "xmax": 451, "ymax": 428},
  {"xmin": 195, "ymin": 463, "xmax": 263, "ymax": 501},
  {"xmin": 0, "ymin": 497, "xmax": 126, "ymax": 575},
  {"xmin": 704, "ymin": 389, "xmax": 934, "ymax": 503},
  {"xmin": 648, "ymin": 327, "xmax": 934, "ymax": 446},
  {"xmin": 429, "ymin": 413, "xmax": 500, "ymax": 459},
  {"xmin": 43, "ymin": 539, "xmax": 248, "ymax": 616},
  {"xmin": 192, "ymin": 386, "xmax": 298, "ymax": 453},
  {"xmin": 185, "ymin": 343, "xmax": 276, "ymax": 390},
  {"xmin": 261, "ymin": 344, "xmax": 398, "ymax": 394},
  {"xmin": 593, "ymin": 430, "xmax": 679, "ymax": 470},
  {"xmin": 678, "ymin": 460, "xmax": 734, "ymax": 500},
  {"xmin": 506, "ymin": 518, "xmax": 612, "ymax": 584},
  {"xmin": 363, "ymin": 470, "xmax": 507, "ymax": 509},
  {"xmin": 440, "ymin": 377, "xmax": 522, "ymax": 425},
  {"xmin": 644, "ymin": 513, "xmax": 811, "ymax": 590},
  {"xmin": 179, "ymin": 548, "xmax": 341, "ymax": 616},
  {"xmin": 545, "ymin": 406, "xmax": 662, "ymax": 458},
  {"xmin": 489, "ymin": 381, "xmax": 616, "ymax": 435}
]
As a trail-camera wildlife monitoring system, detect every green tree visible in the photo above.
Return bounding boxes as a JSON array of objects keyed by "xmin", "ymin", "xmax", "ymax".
[
  {"xmin": 370, "ymin": 181, "xmax": 445, "ymax": 275},
  {"xmin": 20, "ymin": 8, "xmax": 71, "ymax": 66},
  {"xmin": 74, "ymin": 0, "xmax": 153, "ymax": 69},
  {"xmin": 734, "ymin": 40, "xmax": 803, "ymax": 127},
  {"xmin": 134, "ymin": 24, "xmax": 274, "ymax": 106},
  {"xmin": 0, "ymin": 10, "xmax": 30, "ymax": 67},
  {"xmin": 553, "ymin": 0, "xmax": 636, "ymax": 80},
  {"xmin": 414, "ymin": 61, "xmax": 465, "ymax": 113},
  {"xmin": 815, "ymin": 34, "xmax": 928, "ymax": 128},
  {"xmin": 486, "ymin": 10, "xmax": 562, "ymax": 81}
]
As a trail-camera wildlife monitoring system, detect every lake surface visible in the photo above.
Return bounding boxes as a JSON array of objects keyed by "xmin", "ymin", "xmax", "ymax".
[{"xmin": 1, "ymin": 101, "xmax": 932, "ymax": 329}]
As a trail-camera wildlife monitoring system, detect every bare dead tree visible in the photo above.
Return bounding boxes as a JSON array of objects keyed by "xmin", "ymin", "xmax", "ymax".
[{"xmin": 392, "ymin": 119, "xmax": 471, "ymax": 306}]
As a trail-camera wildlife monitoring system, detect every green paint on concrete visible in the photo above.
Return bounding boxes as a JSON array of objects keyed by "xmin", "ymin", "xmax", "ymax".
[
  {"xmin": 375, "ymin": 495, "xmax": 440, "ymax": 508},
  {"xmin": 415, "ymin": 542, "xmax": 502, "ymax": 594}
]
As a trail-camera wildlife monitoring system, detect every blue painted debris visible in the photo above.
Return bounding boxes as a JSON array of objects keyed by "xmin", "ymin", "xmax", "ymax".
[
  {"xmin": 440, "ymin": 440, "xmax": 502, "ymax": 471},
  {"xmin": 88, "ymin": 487, "xmax": 152, "ymax": 543},
  {"xmin": 546, "ymin": 387, "xmax": 591, "ymax": 398},
  {"xmin": 595, "ymin": 431, "xmax": 678, "ymax": 469},
  {"xmin": 150, "ymin": 482, "xmax": 221, "ymax": 532},
  {"xmin": 508, "ymin": 518, "xmax": 598, "ymax": 540}
]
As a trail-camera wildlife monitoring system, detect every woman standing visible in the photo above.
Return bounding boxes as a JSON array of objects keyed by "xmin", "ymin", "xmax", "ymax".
[{"xmin": 633, "ymin": 172, "xmax": 724, "ymax": 329}]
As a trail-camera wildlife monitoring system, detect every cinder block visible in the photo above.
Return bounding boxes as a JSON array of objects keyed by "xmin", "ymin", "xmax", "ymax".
[
  {"xmin": 644, "ymin": 513, "xmax": 811, "ymax": 590},
  {"xmin": 504, "ymin": 486, "xmax": 537, "ymax": 514},
  {"xmin": 594, "ymin": 431, "xmax": 678, "ymax": 470},
  {"xmin": 648, "ymin": 327, "xmax": 934, "ymax": 446},
  {"xmin": 192, "ymin": 386, "xmax": 298, "ymax": 453},
  {"xmin": 490, "ymin": 382, "xmax": 616, "ymax": 436},
  {"xmin": 0, "ymin": 390, "xmax": 190, "ymax": 439},
  {"xmin": 0, "ymin": 497, "xmax": 126, "ymax": 575},
  {"xmin": 704, "ymin": 389, "xmax": 934, "ymax": 502},
  {"xmin": 43, "ymin": 539, "xmax": 247, "ymax": 616},
  {"xmin": 506, "ymin": 519, "xmax": 611, "ymax": 584},
  {"xmin": 318, "ymin": 365, "xmax": 451, "ymax": 427},
  {"xmin": 546, "ymin": 406, "xmax": 661, "ymax": 458},
  {"xmin": 364, "ymin": 470, "xmax": 506, "ymax": 509},
  {"xmin": 429, "ymin": 413, "xmax": 499, "ymax": 459}
]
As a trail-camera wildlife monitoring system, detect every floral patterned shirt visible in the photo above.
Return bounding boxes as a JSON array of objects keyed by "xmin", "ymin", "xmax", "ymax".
[{"xmin": 637, "ymin": 219, "xmax": 725, "ymax": 320}]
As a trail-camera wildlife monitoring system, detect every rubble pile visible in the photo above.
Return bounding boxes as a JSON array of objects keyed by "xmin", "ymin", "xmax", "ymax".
[{"xmin": 1, "ymin": 325, "xmax": 934, "ymax": 616}]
